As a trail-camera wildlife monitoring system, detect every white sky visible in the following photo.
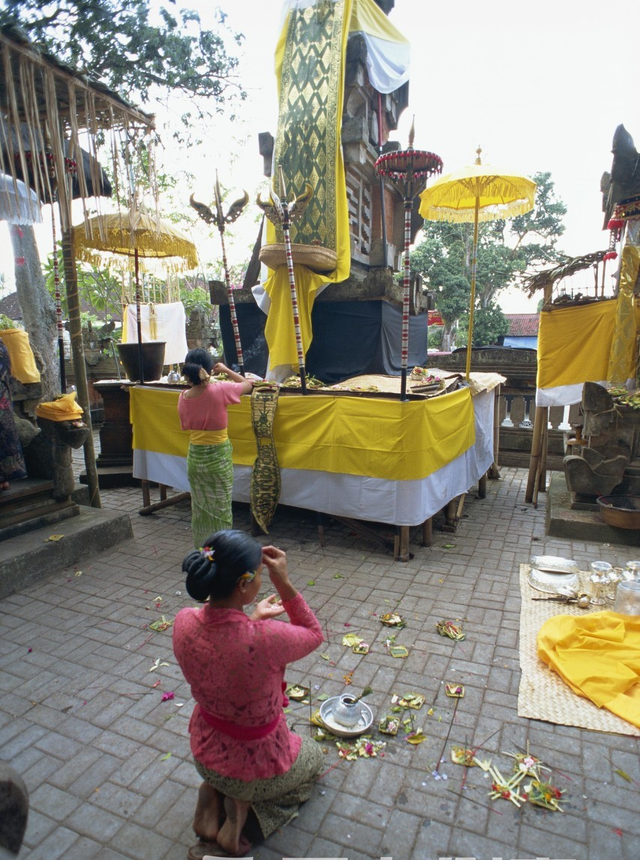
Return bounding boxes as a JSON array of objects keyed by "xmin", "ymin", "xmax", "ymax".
[{"xmin": 2, "ymin": 0, "xmax": 638, "ymax": 313}]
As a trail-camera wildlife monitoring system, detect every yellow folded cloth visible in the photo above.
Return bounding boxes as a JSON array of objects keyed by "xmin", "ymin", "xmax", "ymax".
[
  {"xmin": 36, "ymin": 392, "xmax": 84, "ymax": 422},
  {"xmin": 537, "ymin": 611, "xmax": 640, "ymax": 728},
  {"xmin": 0, "ymin": 328, "xmax": 41, "ymax": 384}
]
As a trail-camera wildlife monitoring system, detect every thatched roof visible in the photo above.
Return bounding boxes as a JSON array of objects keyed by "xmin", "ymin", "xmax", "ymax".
[
  {"xmin": 0, "ymin": 26, "xmax": 153, "ymax": 129},
  {"xmin": 522, "ymin": 251, "xmax": 608, "ymax": 297},
  {"xmin": 0, "ymin": 26, "xmax": 155, "ymax": 229}
]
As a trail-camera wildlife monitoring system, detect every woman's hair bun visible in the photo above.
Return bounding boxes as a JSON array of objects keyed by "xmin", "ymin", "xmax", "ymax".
[
  {"xmin": 181, "ymin": 530, "xmax": 262, "ymax": 602},
  {"xmin": 183, "ymin": 548, "xmax": 217, "ymax": 602}
]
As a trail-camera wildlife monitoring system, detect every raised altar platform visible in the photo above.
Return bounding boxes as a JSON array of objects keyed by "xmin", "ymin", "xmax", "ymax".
[{"xmin": 128, "ymin": 376, "xmax": 500, "ymax": 559}]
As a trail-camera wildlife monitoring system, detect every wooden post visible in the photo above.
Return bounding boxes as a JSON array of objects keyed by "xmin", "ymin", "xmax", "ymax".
[
  {"xmin": 538, "ymin": 418, "xmax": 549, "ymax": 492},
  {"xmin": 394, "ymin": 526, "xmax": 411, "ymax": 562},
  {"xmin": 421, "ymin": 517, "xmax": 433, "ymax": 547},
  {"xmin": 488, "ymin": 383, "xmax": 501, "ymax": 479},
  {"xmin": 524, "ymin": 406, "xmax": 549, "ymax": 502},
  {"xmin": 525, "ymin": 405, "xmax": 547, "ymax": 503},
  {"xmin": 61, "ymin": 228, "xmax": 101, "ymax": 508}
]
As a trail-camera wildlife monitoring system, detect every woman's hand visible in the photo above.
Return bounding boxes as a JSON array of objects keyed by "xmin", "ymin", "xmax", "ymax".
[
  {"xmin": 214, "ymin": 361, "xmax": 253, "ymax": 393},
  {"xmin": 249, "ymin": 594, "xmax": 285, "ymax": 621},
  {"xmin": 262, "ymin": 545, "xmax": 297, "ymax": 601}
]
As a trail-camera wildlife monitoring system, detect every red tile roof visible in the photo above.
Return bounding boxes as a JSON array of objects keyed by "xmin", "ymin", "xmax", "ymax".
[{"xmin": 505, "ymin": 313, "xmax": 539, "ymax": 336}]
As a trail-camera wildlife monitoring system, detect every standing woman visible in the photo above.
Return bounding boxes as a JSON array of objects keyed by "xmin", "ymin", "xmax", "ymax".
[{"xmin": 178, "ymin": 349, "xmax": 253, "ymax": 547}]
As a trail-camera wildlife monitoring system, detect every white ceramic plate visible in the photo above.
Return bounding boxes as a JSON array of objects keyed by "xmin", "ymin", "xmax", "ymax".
[
  {"xmin": 319, "ymin": 697, "xmax": 374, "ymax": 738},
  {"xmin": 527, "ymin": 568, "xmax": 579, "ymax": 594},
  {"xmin": 530, "ymin": 555, "xmax": 579, "ymax": 574}
]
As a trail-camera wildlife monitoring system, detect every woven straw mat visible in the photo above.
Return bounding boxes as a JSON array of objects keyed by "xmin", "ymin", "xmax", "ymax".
[{"xmin": 517, "ymin": 564, "xmax": 640, "ymax": 736}]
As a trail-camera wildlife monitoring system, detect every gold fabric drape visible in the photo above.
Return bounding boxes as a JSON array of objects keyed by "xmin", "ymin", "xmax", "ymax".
[{"xmin": 607, "ymin": 244, "xmax": 639, "ymax": 385}]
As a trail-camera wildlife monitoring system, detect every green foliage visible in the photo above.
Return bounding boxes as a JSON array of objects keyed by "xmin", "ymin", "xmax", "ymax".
[
  {"xmin": 427, "ymin": 325, "xmax": 444, "ymax": 350},
  {"xmin": 456, "ymin": 303, "xmax": 510, "ymax": 348},
  {"xmin": 180, "ymin": 285, "xmax": 211, "ymax": 316},
  {"xmin": 0, "ymin": 0, "xmax": 245, "ymax": 127},
  {"xmin": 43, "ymin": 250, "xmax": 123, "ymax": 320},
  {"xmin": 411, "ymin": 171, "xmax": 567, "ymax": 344},
  {"xmin": 0, "ymin": 313, "xmax": 20, "ymax": 330}
]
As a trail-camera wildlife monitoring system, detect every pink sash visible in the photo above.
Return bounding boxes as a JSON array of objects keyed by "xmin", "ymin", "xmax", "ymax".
[{"xmin": 196, "ymin": 703, "xmax": 281, "ymax": 741}]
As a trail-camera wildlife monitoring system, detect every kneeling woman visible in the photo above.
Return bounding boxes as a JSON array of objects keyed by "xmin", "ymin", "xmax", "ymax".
[{"xmin": 173, "ymin": 530, "xmax": 324, "ymax": 857}]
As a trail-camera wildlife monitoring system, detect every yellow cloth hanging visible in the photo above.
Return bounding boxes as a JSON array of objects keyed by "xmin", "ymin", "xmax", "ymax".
[
  {"xmin": 537, "ymin": 611, "xmax": 640, "ymax": 729},
  {"xmin": 608, "ymin": 244, "xmax": 639, "ymax": 385},
  {"xmin": 0, "ymin": 328, "xmax": 41, "ymax": 384},
  {"xmin": 537, "ymin": 299, "xmax": 640, "ymax": 394},
  {"xmin": 36, "ymin": 391, "xmax": 84, "ymax": 422},
  {"xmin": 264, "ymin": 266, "xmax": 327, "ymax": 371},
  {"xmin": 537, "ymin": 300, "xmax": 629, "ymax": 390}
]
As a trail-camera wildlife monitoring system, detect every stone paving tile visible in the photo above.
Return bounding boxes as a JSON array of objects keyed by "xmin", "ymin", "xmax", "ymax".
[{"xmin": 4, "ymin": 465, "xmax": 640, "ymax": 860}]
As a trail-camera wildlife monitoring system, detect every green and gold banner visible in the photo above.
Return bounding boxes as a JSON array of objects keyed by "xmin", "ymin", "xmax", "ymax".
[{"xmin": 264, "ymin": 0, "xmax": 352, "ymax": 370}]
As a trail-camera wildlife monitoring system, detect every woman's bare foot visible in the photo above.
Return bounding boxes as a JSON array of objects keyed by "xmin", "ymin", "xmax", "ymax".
[
  {"xmin": 193, "ymin": 782, "xmax": 222, "ymax": 841},
  {"xmin": 215, "ymin": 796, "xmax": 251, "ymax": 855}
]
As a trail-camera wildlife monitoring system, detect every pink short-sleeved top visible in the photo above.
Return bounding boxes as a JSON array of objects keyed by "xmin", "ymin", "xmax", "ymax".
[
  {"xmin": 178, "ymin": 381, "xmax": 244, "ymax": 432},
  {"xmin": 173, "ymin": 593, "xmax": 323, "ymax": 781}
]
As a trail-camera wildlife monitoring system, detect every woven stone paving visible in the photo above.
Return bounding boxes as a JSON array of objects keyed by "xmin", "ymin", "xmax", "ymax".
[{"xmin": 1, "ymin": 459, "xmax": 638, "ymax": 860}]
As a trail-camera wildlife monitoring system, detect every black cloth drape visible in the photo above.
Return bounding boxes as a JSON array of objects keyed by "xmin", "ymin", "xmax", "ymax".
[{"xmin": 219, "ymin": 299, "xmax": 428, "ymax": 383}]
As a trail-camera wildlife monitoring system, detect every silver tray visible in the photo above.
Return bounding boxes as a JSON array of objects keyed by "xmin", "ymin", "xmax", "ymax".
[
  {"xmin": 529, "ymin": 555, "xmax": 579, "ymax": 575},
  {"xmin": 319, "ymin": 697, "xmax": 374, "ymax": 738},
  {"xmin": 527, "ymin": 568, "xmax": 579, "ymax": 595}
]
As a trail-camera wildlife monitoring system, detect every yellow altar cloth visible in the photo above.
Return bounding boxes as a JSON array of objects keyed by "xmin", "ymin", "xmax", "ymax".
[
  {"xmin": 131, "ymin": 386, "xmax": 474, "ymax": 483},
  {"xmin": 130, "ymin": 384, "xmax": 495, "ymax": 528}
]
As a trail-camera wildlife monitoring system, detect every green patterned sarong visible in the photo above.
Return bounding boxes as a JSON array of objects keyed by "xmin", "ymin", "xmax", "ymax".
[
  {"xmin": 195, "ymin": 736, "xmax": 323, "ymax": 839},
  {"xmin": 187, "ymin": 440, "xmax": 234, "ymax": 548}
]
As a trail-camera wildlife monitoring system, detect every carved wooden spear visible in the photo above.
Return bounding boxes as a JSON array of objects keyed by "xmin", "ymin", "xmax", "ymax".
[{"xmin": 190, "ymin": 174, "xmax": 249, "ymax": 375}]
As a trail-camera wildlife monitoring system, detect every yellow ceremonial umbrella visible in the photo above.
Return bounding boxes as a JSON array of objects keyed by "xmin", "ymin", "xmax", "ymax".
[
  {"xmin": 419, "ymin": 148, "xmax": 536, "ymax": 379},
  {"xmin": 72, "ymin": 207, "xmax": 197, "ymax": 323},
  {"xmin": 72, "ymin": 209, "xmax": 198, "ymax": 270},
  {"xmin": 72, "ymin": 207, "xmax": 198, "ymax": 381}
]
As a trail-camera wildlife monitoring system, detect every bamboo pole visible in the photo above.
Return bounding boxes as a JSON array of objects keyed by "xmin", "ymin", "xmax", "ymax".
[
  {"xmin": 61, "ymin": 228, "xmax": 101, "ymax": 508},
  {"xmin": 532, "ymin": 417, "xmax": 548, "ymax": 508},
  {"xmin": 465, "ymin": 194, "xmax": 480, "ymax": 381},
  {"xmin": 525, "ymin": 405, "xmax": 547, "ymax": 504},
  {"xmin": 538, "ymin": 417, "xmax": 549, "ymax": 491},
  {"xmin": 488, "ymin": 383, "xmax": 501, "ymax": 479}
]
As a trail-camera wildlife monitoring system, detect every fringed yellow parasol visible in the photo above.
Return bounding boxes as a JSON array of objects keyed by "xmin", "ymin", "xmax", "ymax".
[
  {"xmin": 73, "ymin": 209, "xmax": 198, "ymax": 270},
  {"xmin": 72, "ymin": 207, "xmax": 198, "ymax": 381},
  {"xmin": 419, "ymin": 148, "xmax": 536, "ymax": 379}
]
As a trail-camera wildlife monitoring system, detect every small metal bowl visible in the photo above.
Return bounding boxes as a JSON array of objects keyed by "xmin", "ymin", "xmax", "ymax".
[{"xmin": 319, "ymin": 696, "xmax": 374, "ymax": 738}]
